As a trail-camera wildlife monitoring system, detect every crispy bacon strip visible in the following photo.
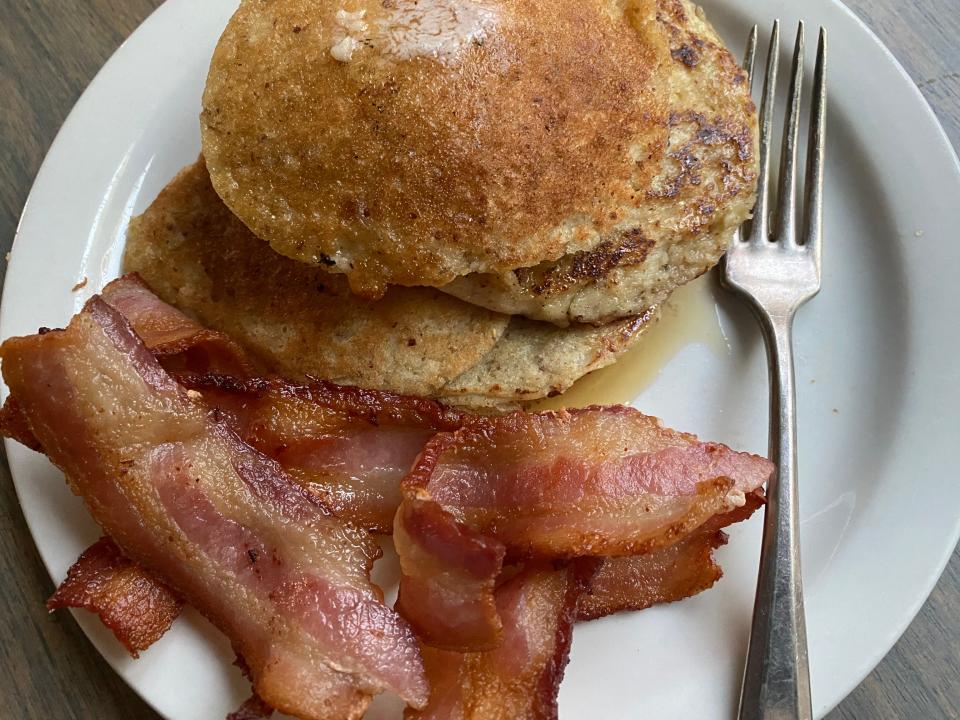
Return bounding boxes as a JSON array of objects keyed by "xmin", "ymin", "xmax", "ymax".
[
  {"xmin": 47, "ymin": 537, "xmax": 183, "ymax": 657},
  {"xmin": 6, "ymin": 274, "xmax": 460, "ymax": 534},
  {"xmin": 0, "ymin": 274, "xmax": 257, "ymax": 453},
  {"xmin": 578, "ymin": 490, "xmax": 765, "ymax": 620},
  {"xmin": 101, "ymin": 274, "xmax": 258, "ymax": 376},
  {"xmin": 1, "ymin": 298, "xmax": 427, "ymax": 718},
  {"xmin": 0, "ymin": 394, "xmax": 41, "ymax": 451},
  {"xmin": 16, "ymin": 371, "xmax": 464, "ymax": 657},
  {"xmin": 108, "ymin": 275, "xmax": 463, "ymax": 534},
  {"xmin": 2, "ymin": 276, "xmax": 257, "ymax": 659},
  {"xmin": 394, "ymin": 500, "xmax": 506, "ymax": 650},
  {"xmin": 395, "ymin": 410, "xmax": 773, "ymax": 649},
  {"xmin": 408, "ymin": 561, "xmax": 597, "ymax": 720},
  {"xmin": 177, "ymin": 374, "xmax": 465, "ymax": 533},
  {"xmin": 1, "ymin": 279, "xmax": 464, "ymax": 657}
]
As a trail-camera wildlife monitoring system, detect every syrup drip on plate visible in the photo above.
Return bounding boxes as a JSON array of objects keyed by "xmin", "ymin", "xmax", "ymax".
[{"xmin": 535, "ymin": 274, "xmax": 730, "ymax": 411}]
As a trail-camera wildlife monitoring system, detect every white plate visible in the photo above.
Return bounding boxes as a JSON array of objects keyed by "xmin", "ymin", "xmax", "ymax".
[{"xmin": 3, "ymin": 0, "xmax": 959, "ymax": 718}]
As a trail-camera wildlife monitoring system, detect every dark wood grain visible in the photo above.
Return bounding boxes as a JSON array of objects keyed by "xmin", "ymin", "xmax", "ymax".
[{"xmin": 0, "ymin": 1, "xmax": 957, "ymax": 718}]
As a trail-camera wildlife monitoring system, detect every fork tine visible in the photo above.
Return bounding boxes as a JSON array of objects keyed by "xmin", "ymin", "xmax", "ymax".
[
  {"xmin": 744, "ymin": 25, "xmax": 759, "ymax": 92},
  {"xmin": 733, "ymin": 26, "xmax": 760, "ymax": 245},
  {"xmin": 774, "ymin": 23, "xmax": 805, "ymax": 245},
  {"xmin": 803, "ymin": 28, "xmax": 828, "ymax": 261},
  {"xmin": 748, "ymin": 21, "xmax": 781, "ymax": 245}
]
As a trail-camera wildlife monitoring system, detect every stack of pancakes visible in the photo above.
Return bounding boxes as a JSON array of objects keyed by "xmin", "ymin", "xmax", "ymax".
[{"xmin": 124, "ymin": 0, "xmax": 758, "ymax": 410}]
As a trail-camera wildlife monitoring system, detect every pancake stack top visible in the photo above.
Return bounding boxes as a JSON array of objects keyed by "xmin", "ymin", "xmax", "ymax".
[{"xmin": 125, "ymin": 0, "xmax": 758, "ymax": 409}]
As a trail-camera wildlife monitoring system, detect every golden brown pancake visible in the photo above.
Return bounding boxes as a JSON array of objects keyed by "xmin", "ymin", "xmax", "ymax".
[
  {"xmin": 201, "ymin": 0, "xmax": 670, "ymax": 297},
  {"xmin": 124, "ymin": 161, "xmax": 509, "ymax": 396},
  {"xmin": 442, "ymin": 0, "xmax": 759, "ymax": 325},
  {"xmin": 437, "ymin": 311, "xmax": 655, "ymax": 410},
  {"xmin": 123, "ymin": 160, "xmax": 651, "ymax": 406}
]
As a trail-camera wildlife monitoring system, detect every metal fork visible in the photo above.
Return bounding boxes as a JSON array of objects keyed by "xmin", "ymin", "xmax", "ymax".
[{"xmin": 721, "ymin": 21, "xmax": 827, "ymax": 720}]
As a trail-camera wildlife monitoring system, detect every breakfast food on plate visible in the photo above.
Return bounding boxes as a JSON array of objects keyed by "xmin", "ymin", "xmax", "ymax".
[
  {"xmin": 410, "ymin": 562, "xmax": 598, "ymax": 720},
  {"xmin": 124, "ymin": 160, "xmax": 654, "ymax": 407},
  {"xmin": 2, "ymin": 284, "xmax": 770, "ymax": 720},
  {"xmin": 1, "ymin": 298, "xmax": 430, "ymax": 718},
  {"xmin": 47, "ymin": 536, "xmax": 182, "ymax": 657},
  {"xmin": 125, "ymin": 161, "xmax": 509, "ymax": 396},
  {"xmin": 202, "ymin": 0, "xmax": 667, "ymax": 298},
  {"xmin": 436, "ymin": 310, "xmax": 653, "ymax": 409},
  {"xmin": 394, "ymin": 409, "xmax": 770, "ymax": 649},
  {"xmin": 7, "ymin": 274, "xmax": 467, "ymax": 534},
  {"xmin": 3, "ymin": 0, "xmax": 768, "ymax": 716},
  {"xmin": 441, "ymin": 1, "xmax": 759, "ymax": 325},
  {"xmin": 200, "ymin": 0, "xmax": 757, "ymax": 325},
  {"xmin": 577, "ymin": 491, "xmax": 765, "ymax": 621}
]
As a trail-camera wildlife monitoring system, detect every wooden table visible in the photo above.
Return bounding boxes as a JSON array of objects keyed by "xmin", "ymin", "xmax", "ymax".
[{"xmin": 0, "ymin": 1, "xmax": 957, "ymax": 717}]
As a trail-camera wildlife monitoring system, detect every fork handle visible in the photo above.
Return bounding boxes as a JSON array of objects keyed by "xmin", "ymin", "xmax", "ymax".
[{"xmin": 738, "ymin": 310, "xmax": 812, "ymax": 720}]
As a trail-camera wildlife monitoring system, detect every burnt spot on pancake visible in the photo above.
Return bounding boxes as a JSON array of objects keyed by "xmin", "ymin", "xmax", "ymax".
[
  {"xmin": 514, "ymin": 229, "xmax": 656, "ymax": 298},
  {"xmin": 671, "ymin": 43, "xmax": 701, "ymax": 67},
  {"xmin": 647, "ymin": 111, "xmax": 754, "ymax": 226},
  {"xmin": 658, "ymin": 0, "xmax": 688, "ymax": 24}
]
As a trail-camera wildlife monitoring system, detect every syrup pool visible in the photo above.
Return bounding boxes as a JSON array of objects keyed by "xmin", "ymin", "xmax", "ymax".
[{"xmin": 535, "ymin": 273, "xmax": 731, "ymax": 410}]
